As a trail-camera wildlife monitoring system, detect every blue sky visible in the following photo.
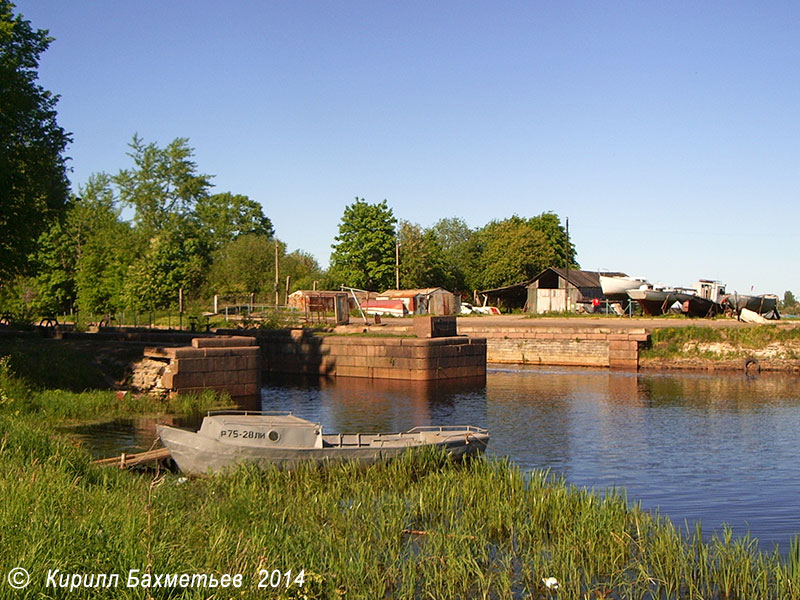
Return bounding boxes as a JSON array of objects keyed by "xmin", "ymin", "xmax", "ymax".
[{"xmin": 16, "ymin": 1, "xmax": 800, "ymax": 295}]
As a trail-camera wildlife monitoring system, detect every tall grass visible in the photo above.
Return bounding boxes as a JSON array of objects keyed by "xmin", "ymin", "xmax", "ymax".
[
  {"xmin": 3, "ymin": 411, "xmax": 800, "ymax": 599},
  {"xmin": 644, "ymin": 325, "xmax": 800, "ymax": 360},
  {"xmin": 4, "ymin": 347, "xmax": 800, "ymax": 598}
]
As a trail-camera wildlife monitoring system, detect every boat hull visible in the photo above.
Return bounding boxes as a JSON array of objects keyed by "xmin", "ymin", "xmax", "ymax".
[
  {"xmin": 722, "ymin": 294, "xmax": 779, "ymax": 319},
  {"xmin": 157, "ymin": 424, "xmax": 489, "ymax": 474},
  {"xmin": 600, "ymin": 275, "xmax": 648, "ymax": 301},
  {"xmin": 627, "ymin": 289, "xmax": 685, "ymax": 316}
]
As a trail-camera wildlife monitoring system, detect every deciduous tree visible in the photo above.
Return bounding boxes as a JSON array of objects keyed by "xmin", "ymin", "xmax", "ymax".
[
  {"xmin": 194, "ymin": 192, "xmax": 273, "ymax": 250},
  {"xmin": 398, "ymin": 221, "xmax": 448, "ymax": 290},
  {"xmin": 472, "ymin": 216, "xmax": 556, "ymax": 290},
  {"xmin": 328, "ymin": 198, "xmax": 396, "ymax": 291},
  {"xmin": 0, "ymin": 1, "xmax": 71, "ymax": 278},
  {"xmin": 113, "ymin": 135, "xmax": 212, "ymax": 235}
]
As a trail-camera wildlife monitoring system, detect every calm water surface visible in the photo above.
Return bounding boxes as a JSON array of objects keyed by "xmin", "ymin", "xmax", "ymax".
[{"xmin": 75, "ymin": 366, "xmax": 800, "ymax": 552}]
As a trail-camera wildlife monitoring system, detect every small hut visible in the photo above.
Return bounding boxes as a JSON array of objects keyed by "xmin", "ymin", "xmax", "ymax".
[
  {"xmin": 377, "ymin": 288, "xmax": 459, "ymax": 316},
  {"xmin": 287, "ymin": 290, "xmax": 351, "ymax": 324}
]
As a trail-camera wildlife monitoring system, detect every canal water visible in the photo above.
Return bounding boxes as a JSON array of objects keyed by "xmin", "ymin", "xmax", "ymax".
[{"xmin": 74, "ymin": 366, "xmax": 800, "ymax": 553}]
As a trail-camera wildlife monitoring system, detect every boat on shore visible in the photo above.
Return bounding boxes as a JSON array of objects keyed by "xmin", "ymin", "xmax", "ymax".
[
  {"xmin": 722, "ymin": 293, "xmax": 780, "ymax": 320},
  {"xmin": 157, "ymin": 411, "xmax": 489, "ymax": 474},
  {"xmin": 627, "ymin": 288, "xmax": 691, "ymax": 316},
  {"xmin": 599, "ymin": 275, "xmax": 649, "ymax": 301}
]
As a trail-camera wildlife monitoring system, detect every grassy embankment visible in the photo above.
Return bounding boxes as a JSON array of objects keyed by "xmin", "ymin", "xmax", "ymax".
[
  {"xmin": 643, "ymin": 325, "xmax": 800, "ymax": 364},
  {"xmin": 3, "ymin": 339, "xmax": 800, "ymax": 598}
]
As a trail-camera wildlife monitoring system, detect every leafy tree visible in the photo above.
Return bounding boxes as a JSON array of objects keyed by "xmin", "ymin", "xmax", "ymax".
[
  {"xmin": 113, "ymin": 135, "xmax": 212, "ymax": 235},
  {"xmin": 328, "ymin": 198, "xmax": 396, "ymax": 291},
  {"xmin": 32, "ymin": 218, "xmax": 76, "ymax": 314},
  {"xmin": 206, "ymin": 234, "xmax": 278, "ymax": 298},
  {"xmin": 110, "ymin": 135, "xmax": 220, "ymax": 309},
  {"xmin": 281, "ymin": 249, "xmax": 324, "ymax": 292},
  {"xmin": 1, "ymin": 1, "xmax": 71, "ymax": 279},
  {"xmin": 122, "ymin": 217, "xmax": 209, "ymax": 311},
  {"xmin": 472, "ymin": 216, "xmax": 556, "ymax": 290},
  {"xmin": 33, "ymin": 174, "xmax": 136, "ymax": 315},
  {"xmin": 529, "ymin": 212, "xmax": 578, "ymax": 269},
  {"xmin": 194, "ymin": 192, "xmax": 274, "ymax": 250},
  {"xmin": 781, "ymin": 291, "xmax": 798, "ymax": 313},
  {"xmin": 398, "ymin": 221, "xmax": 448, "ymax": 289},
  {"xmin": 429, "ymin": 217, "xmax": 477, "ymax": 293}
]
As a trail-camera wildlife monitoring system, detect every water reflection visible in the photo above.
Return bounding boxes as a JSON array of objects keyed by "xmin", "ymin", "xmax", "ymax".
[
  {"xmin": 261, "ymin": 367, "xmax": 800, "ymax": 553},
  {"xmin": 70, "ymin": 366, "xmax": 800, "ymax": 553}
]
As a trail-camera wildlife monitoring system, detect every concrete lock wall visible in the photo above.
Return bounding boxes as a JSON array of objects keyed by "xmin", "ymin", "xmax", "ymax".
[
  {"xmin": 257, "ymin": 330, "xmax": 487, "ymax": 381},
  {"xmin": 144, "ymin": 336, "xmax": 261, "ymax": 397}
]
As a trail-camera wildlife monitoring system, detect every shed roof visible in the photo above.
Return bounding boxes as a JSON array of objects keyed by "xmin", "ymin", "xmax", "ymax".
[
  {"xmin": 479, "ymin": 268, "xmax": 625, "ymax": 295},
  {"xmin": 379, "ymin": 288, "xmax": 447, "ymax": 298}
]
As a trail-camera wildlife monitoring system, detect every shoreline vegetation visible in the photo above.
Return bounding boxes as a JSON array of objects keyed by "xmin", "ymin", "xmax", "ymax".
[
  {"xmin": 640, "ymin": 325, "xmax": 800, "ymax": 373},
  {"xmin": 1, "ymin": 342, "xmax": 800, "ymax": 598}
]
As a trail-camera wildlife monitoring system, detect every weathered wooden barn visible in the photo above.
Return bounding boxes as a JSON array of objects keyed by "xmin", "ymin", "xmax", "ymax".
[{"xmin": 479, "ymin": 268, "xmax": 606, "ymax": 314}]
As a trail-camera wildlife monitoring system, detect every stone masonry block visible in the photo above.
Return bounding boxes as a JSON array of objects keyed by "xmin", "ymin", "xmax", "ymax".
[{"xmin": 191, "ymin": 336, "xmax": 256, "ymax": 348}]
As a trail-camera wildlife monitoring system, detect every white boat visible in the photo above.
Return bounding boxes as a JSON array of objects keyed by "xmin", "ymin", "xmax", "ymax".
[
  {"xmin": 157, "ymin": 411, "xmax": 489, "ymax": 474},
  {"xmin": 599, "ymin": 275, "xmax": 649, "ymax": 300}
]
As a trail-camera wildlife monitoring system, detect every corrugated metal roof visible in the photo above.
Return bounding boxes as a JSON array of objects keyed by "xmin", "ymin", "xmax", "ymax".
[
  {"xmin": 379, "ymin": 288, "xmax": 447, "ymax": 298},
  {"xmin": 547, "ymin": 267, "xmax": 602, "ymax": 288}
]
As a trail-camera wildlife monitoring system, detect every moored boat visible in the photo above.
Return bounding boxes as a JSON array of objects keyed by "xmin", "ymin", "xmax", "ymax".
[{"xmin": 157, "ymin": 411, "xmax": 489, "ymax": 474}]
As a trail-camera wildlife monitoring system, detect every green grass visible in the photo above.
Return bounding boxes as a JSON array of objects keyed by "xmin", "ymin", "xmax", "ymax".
[
  {"xmin": 2, "ymin": 412, "xmax": 800, "ymax": 599},
  {"xmin": 4, "ymin": 341, "xmax": 800, "ymax": 598},
  {"xmin": 643, "ymin": 325, "xmax": 800, "ymax": 360}
]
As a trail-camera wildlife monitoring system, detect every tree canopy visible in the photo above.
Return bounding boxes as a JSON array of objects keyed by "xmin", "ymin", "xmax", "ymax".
[
  {"xmin": 113, "ymin": 135, "xmax": 212, "ymax": 235},
  {"xmin": 0, "ymin": 0, "xmax": 71, "ymax": 279},
  {"xmin": 397, "ymin": 221, "xmax": 449, "ymax": 290},
  {"xmin": 328, "ymin": 198, "xmax": 397, "ymax": 291}
]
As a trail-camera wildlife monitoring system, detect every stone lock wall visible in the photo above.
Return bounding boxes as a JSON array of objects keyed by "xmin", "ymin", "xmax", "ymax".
[
  {"xmin": 144, "ymin": 336, "xmax": 261, "ymax": 397},
  {"xmin": 457, "ymin": 325, "xmax": 649, "ymax": 370},
  {"xmin": 257, "ymin": 330, "xmax": 487, "ymax": 381}
]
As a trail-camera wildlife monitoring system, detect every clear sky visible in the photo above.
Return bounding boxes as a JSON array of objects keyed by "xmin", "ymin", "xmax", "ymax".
[{"xmin": 15, "ymin": 1, "xmax": 800, "ymax": 295}]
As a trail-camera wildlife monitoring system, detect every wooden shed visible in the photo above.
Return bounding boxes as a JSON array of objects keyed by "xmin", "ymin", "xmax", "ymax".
[
  {"xmin": 478, "ymin": 268, "xmax": 605, "ymax": 313},
  {"xmin": 377, "ymin": 288, "xmax": 459, "ymax": 316},
  {"xmin": 525, "ymin": 268, "xmax": 604, "ymax": 314},
  {"xmin": 287, "ymin": 290, "xmax": 351, "ymax": 324}
]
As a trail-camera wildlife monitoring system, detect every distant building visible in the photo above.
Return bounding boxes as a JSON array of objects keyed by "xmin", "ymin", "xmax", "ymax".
[
  {"xmin": 479, "ymin": 268, "xmax": 607, "ymax": 313},
  {"xmin": 377, "ymin": 288, "xmax": 459, "ymax": 316},
  {"xmin": 287, "ymin": 290, "xmax": 351, "ymax": 324}
]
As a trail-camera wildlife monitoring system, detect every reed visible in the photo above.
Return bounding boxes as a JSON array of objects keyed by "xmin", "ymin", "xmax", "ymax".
[
  {"xmin": 3, "ymin": 361, "xmax": 800, "ymax": 598},
  {"xmin": 3, "ymin": 412, "xmax": 800, "ymax": 600}
]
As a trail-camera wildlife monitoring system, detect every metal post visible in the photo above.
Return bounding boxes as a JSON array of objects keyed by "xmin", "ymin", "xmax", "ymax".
[{"xmin": 274, "ymin": 239, "xmax": 279, "ymax": 307}]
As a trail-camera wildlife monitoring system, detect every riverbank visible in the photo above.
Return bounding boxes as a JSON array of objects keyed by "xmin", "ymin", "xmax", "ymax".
[
  {"xmin": 640, "ymin": 324, "xmax": 800, "ymax": 373},
  {"xmin": 4, "ymin": 344, "xmax": 800, "ymax": 597},
  {"xmin": 2, "ymin": 389, "xmax": 800, "ymax": 598},
  {"xmin": 340, "ymin": 316, "xmax": 800, "ymax": 373},
  {"xmin": 4, "ymin": 316, "xmax": 800, "ymax": 387}
]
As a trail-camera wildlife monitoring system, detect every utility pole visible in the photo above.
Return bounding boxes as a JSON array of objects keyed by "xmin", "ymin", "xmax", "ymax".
[
  {"xmin": 274, "ymin": 239, "xmax": 279, "ymax": 307},
  {"xmin": 395, "ymin": 237, "xmax": 400, "ymax": 289},
  {"xmin": 564, "ymin": 217, "xmax": 570, "ymax": 311}
]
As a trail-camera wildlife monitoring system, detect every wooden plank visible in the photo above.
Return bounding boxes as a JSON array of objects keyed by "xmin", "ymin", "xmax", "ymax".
[{"xmin": 92, "ymin": 447, "xmax": 171, "ymax": 468}]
